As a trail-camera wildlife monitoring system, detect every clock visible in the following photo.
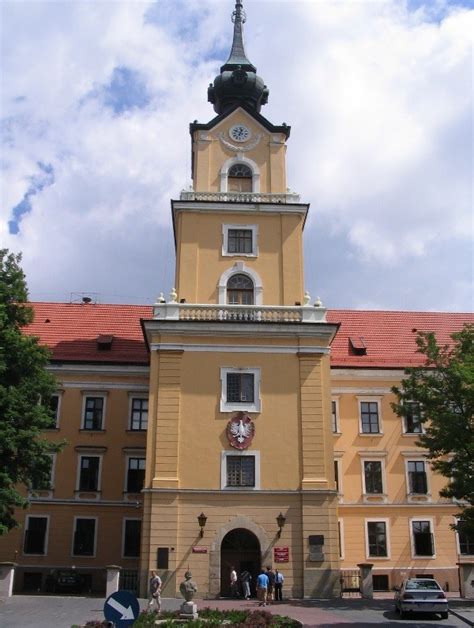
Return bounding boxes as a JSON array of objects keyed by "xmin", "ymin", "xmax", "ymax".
[{"xmin": 229, "ymin": 124, "xmax": 251, "ymax": 143}]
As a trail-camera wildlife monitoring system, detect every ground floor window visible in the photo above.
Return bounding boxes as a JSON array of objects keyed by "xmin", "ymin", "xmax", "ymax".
[
  {"xmin": 123, "ymin": 519, "xmax": 141, "ymax": 558},
  {"xmin": 367, "ymin": 521, "xmax": 388, "ymax": 557},
  {"xmin": 458, "ymin": 521, "xmax": 474, "ymax": 555},
  {"xmin": 373, "ymin": 574, "xmax": 390, "ymax": 591},
  {"xmin": 23, "ymin": 516, "xmax": 48, "ymax": 555},
  {"xmin": 412, "ymin": 520, "xmax": 434, "ymax": 557},
  {"xmin": 73, "ymin": 518, "xmax": 96, "ymax": 556}
]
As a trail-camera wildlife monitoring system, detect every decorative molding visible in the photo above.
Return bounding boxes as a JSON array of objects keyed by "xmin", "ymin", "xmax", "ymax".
[{"xmin": 218, "ymin": 131, "xmax": 262, "ymax": 152}]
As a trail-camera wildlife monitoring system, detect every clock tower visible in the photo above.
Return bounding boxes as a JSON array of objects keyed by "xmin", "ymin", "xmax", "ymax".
[{"xmin": 141, "ymin": 0, "xmax": 341, "ymax": 598}]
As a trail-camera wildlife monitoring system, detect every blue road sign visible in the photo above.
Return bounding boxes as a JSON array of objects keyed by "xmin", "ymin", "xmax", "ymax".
[{"xmin": 104, "ymin": 590, "xmax": 140, "ymax": 627}]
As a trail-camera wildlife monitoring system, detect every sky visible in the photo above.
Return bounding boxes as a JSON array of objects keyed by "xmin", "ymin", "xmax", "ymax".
[{"xmin": 1, "ymin": 0, "xmax": 473, "ymax": 312}]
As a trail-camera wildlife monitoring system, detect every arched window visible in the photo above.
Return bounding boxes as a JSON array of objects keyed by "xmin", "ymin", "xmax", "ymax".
[
  {"xmin": 227, "ymin": 273, "xmax": 254, "ymax": 305},
  {"xmin": 228, "ymin": 163, "xmax": 252, "ymax": 193}
]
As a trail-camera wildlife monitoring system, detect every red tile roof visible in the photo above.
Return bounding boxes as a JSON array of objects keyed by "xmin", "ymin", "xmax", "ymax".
[
  {"xmin": 327, "ymin": 309, "xmax": 473, "ymax": 368},
  {"xmin": 25, "ymin": 302, "xmax": 473, "ymax": 368}
]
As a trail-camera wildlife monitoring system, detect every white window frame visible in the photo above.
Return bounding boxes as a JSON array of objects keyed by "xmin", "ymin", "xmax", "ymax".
[
  {"xmin": 405, "ymin": 458, "xmax": 431, "ymax": 500},
  {"xmin": 48, "ymin": 392, "xmax": 63, "ymax": 429},
  {"xmin": 338, "ymin": 518, "xmax": 345, "ymax": 560},
  {"xmin": 76, "ymin": 454, "xmax": 103, "ymax": 493},
  {"xmin": 122, "ymin": 517, "xmax": 142, "ymax": 559},
  {"xmin": 217, "ymin": 262, "xmax": 263, "ymax": 306},
  {"xmin": 222, "ymin": 224, "xmax": 259, "ymax": 257},
  {"xmin": 410, "ymin": 517, "xmax": 436, "ymax": 559},
  {"xmin": 124, "ymin": 455, "xmax": 146, "ymax": 493},
  {"xmin": 402, "ymin": 400, "xmax": 425, "ymax": 435},
  {"xmin": 334, "ymin": 458, "xmax": 343, "ymax": 495},
  {"xmin": 365, "ymin": 518, "xmax": 391, "ymax": 560},
  {"xmin": 357, "ymin": 396, "xmax": 383, "ymax": 435},
  {"xmin": 221, "ymin": 450, "xmax": 260, "ymax": 490},
  {"xmin": 23, "ymin": 514, "xmax": 50, "ymax": 556},
  {"xmin": 220, "ymin": 367, "xmax": 261, "ymax": 413},
  {"xmin": 128, "ymin": 394, "xmax": 148, "ymax": 431},
  {"xmin": 361, "ymin": 458, "xmax": 387, "ymax": 497},
  {"xmin": 331, "ymin": 397, "xmax": 341, "ymax": 434},
  {"xmin": 220, "ymin": 155, "xmax": 260, "ymax": 193},
  {"xmin": 71, "ymin": 516, "xmax": 98, "ymax": 558},
  {"xmin": 454, "ymin": 516, "xmax": 474, "ymax": 557},
  {"xmin": 81, "ymin": 392, "xmax": 107, "ymax": 431}
]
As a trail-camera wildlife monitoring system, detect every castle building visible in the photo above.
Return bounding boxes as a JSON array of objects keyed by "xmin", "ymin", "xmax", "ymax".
[{"xmin": 0, "ymin": 0, "xmax": 472, "ymax": 599}]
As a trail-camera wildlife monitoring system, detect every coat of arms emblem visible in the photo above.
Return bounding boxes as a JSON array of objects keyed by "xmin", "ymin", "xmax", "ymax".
[{"xmin": 226, "ymin": 412, "xmax": 255, "ymax": 450}]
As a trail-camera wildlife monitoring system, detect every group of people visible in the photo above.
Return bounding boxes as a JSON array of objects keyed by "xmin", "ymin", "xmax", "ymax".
[{"xmin": 230, "ymin": 565, "xmax": 285, "ymax": 605}]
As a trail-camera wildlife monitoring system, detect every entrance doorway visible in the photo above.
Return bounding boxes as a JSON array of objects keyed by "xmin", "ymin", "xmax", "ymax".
[{"xmin": 220, "ymin": 528, "xmax": 260, "ymax": 597}]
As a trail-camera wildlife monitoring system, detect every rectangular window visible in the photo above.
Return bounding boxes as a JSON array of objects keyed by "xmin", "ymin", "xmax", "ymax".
[
  {"xmin": 364, "ymin": 461, "xmax": 383, "ymax": 494},
  {"xmin": 373, "ymin": 575, "xmax": 389, "ymax": 591},
  {"xmin": 79, "ymin": 456, "xmax": 100, "ymax": 491},
  {"xmin": 73, "ymin": 518, "xmax": 96, "ymax": 556},
  {"xmin": 123, "ymin": 519, "xmax": 141, "ymax": 558},
  {"xmin": 130, "ymin": 398, "xmax": 148, "ymax": 431},
  {"xmin": 412, "ymin": 520, "xmax": 434, "ymax": 556},
  {"xmin": 221, "ymin": 368, "xmax": 261, "ymax": 413},
  {"xmin": 408, "ymin": 461, "xmax": 428, "ymax": 494},
  {"xmin": 23, "ymin": 516, "xmax": 48, "ymax": 555},
  {"xmin": 334, "ymin": 460, "xmax": 340, "ymax": 492},
  {"xmin": 360, "ymin": 401, "xmax": 380, "ymax": 433},
  {"xmin": 404, "ymin": 402, "xmax": 423, "ymax": 434},
  {"xmin": 338, "ymin": 520, "xmax": 344, "ymax": 559},
  {"xmin": 223, "ymin": 224, "xmax": 258, "ymax": 257},
  {"xmin": 31, "ymin": 454, "xmax": 54, "ymax": 491},
  {"xmin": 331, "ymin": 400, "xmax": 339, "ymax": 433},
  {"xmin": 83, "ymin": 396, "xmax": 104, "ymax": 430},
  {"xmin": 47, "ymin": 395, "xmax": 60, "ymax": 428},
  {"xmin": 226, "ymin": 455, "xmax": 255, "ymax": 487},
  {"xmin": 126, "ymin": 458, "xmax": 145, "ymax": 493},
  {"xmin": 227, "ymin": 373, "xmax": 254, "ymax": 403},
  {"xmin": 458, "ymin": 522, "xmax": 474, "ymax": 555},
  {"xmin": 228, "ymin": 229, "xmax": 253, "ymax": 254},
  {"xmin": 367, "ymin": 521, "xmax": 388, "ymax": 557},
  {"xmin": 157, "ymin": 547, "xmax": 169, "ymax": 569}
]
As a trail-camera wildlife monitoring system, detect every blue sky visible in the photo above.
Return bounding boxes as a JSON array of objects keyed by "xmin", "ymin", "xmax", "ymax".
[{"xmin": 1, "ymin": 0, "xmax": 472, "ymax": 311}]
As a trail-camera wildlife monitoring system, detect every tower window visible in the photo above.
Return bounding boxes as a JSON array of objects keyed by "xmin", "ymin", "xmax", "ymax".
[
  {"xmin": 228, "ymin": 163, "xmax": 252, "ymax": 192},
  {"xmin": 227, "ymin": 273, "xmax": 254, "ymax": 305},
  {"xmin": 228, "ymin": 229, "xmax": 253, "ymax": 254}
]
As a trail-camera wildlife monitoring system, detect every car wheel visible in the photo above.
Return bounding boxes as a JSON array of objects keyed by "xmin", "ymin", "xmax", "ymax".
[
  {"xmin": 440, "ymin": 612, "xmax": 448, "ymax": 620},
  {"xmin": 399, "ymin": 610, "xmax": 406, "ymax": 619}
]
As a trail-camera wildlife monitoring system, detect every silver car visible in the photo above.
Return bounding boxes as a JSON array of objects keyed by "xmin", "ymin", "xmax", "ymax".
[{"xmin": 394, "ymin": 578, "xmax": 449, "ymax": 619}]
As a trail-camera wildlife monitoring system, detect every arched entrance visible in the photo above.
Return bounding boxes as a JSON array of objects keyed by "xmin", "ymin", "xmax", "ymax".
[{"xmin": 220, "ymin": 528, "xmax": 260, "ymax": 597}]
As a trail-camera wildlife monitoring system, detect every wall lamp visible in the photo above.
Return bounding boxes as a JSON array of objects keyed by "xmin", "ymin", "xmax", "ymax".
[
  {"xmin": 197, "ymin": 512, "xmax": 207, "ymax": 537},
  {"xmin": 276, "ymin": 512, "xmax": 286, "ymax": 538}
]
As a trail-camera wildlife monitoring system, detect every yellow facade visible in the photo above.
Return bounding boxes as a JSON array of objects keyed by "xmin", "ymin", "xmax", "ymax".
[{"xmin": 0, "ymin": 0, "xmax": 471, "ymax": 601}]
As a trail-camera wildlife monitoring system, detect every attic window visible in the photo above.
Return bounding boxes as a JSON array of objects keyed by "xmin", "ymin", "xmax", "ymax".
[
  {"xmin": 96, "ymin": 335, "xmax": 114, "ymax": 351},
  {"xmin": 349, "ymin": 336, "xmax": 367, "ymax": 356}
]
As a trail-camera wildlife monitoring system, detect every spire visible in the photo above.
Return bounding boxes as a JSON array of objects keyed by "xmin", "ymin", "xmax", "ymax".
[
  {"xmin": 208, "ymin": 0, "xmax": 268, "ymax": 115},
  {"xmin": 221, "ymin": 0, "xmax": 256, "ymax": 73}
]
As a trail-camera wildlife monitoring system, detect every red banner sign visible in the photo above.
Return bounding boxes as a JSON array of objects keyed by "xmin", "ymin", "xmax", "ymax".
[
  {"xmin": 274, "ymin": 547, "xmax": 289, "ymax": 563},
  {"xmin": 192, "ymin": 547, "xmax": 208, "ymax": 553}
]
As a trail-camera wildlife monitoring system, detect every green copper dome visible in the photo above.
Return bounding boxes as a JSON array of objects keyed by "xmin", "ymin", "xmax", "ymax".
[{"xmin": 208, "ymin": 0, "xmax": 269, "ymax": 114}]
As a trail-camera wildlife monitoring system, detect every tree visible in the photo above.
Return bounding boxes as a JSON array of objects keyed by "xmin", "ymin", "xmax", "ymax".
[
  {"xmin": 0, "ymin": 249, "xmax": 63, "ymax": 535},
  {"xmin": 392, "ymin": 324, "xmax": 474, "ymax": 535}
]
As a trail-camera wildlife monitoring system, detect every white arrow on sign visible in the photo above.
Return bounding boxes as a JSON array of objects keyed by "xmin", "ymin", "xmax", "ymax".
[{"xmin": 107, "ymin": 596, "xmax": 135, "ymax": 620}]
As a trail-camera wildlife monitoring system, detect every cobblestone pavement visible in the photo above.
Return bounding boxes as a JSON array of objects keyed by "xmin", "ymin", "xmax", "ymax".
[{"xmin": 0, "ymin": 594, "xmax": 473, "ymax": 627}]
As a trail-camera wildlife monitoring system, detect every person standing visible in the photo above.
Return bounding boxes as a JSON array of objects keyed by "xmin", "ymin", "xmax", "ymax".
[
  {"xmin": 256, "ymin": 569, "xmax": 269, "ymax": 606},
  {"xmin": 240, "ymin": 568, "xmax": 252, "ymax": 599},
  {"xmin": 274, "ymin": 569, "xmax": 284, "ymax": 601},
  {"xmin": 148, "ymin": 570, "xmax": 162, "ymax": 613},
  {"xmin": 266, "ymin": 566, "xmax": 275, "ymax": 603},
  {"xmin": 230, "ymin": 566, "xmax": 239, "ymax": 598}
]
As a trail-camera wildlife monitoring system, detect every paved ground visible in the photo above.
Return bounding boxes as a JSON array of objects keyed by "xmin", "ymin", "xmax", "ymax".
[{"xmin": 0, "ymin": 594, "xmax": 473, "ymax": 627}]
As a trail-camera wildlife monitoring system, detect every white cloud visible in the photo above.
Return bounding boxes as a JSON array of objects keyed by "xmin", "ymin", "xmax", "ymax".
[{"xmin": 0, "ymin": 0, "xmax": 472, "ymax": 310}]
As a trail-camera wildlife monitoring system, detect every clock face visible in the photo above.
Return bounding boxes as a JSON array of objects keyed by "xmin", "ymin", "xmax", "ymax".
[{"xmin": 229, "ymin": 124, "xmax": 251, "ymax": 142}]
